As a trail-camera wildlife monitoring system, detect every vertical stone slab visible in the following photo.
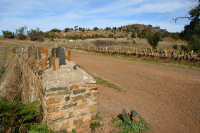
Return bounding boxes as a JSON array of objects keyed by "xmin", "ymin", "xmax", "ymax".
[
  {"xmin": 66, "ymin": 50, "xmax": 71, "ymax": 61},
  {"xmin": 41, "ymin": 48, "xmax": 48, "ymax": 70},
  {"xmin": 53, "ymin": 58, "xmax": 59, "ymax": 71},
  {"xmin": 56, "ymin": 47, "xmax": 66, "ymax": 65}
]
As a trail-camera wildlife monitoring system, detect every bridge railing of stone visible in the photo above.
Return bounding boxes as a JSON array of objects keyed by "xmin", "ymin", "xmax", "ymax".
[
  {"xmin": 66, "ymin": 44, "xmax": 200, "ymax": 65},
  {"xmin": 0, "ymin": 46, "xmax": 98, "ymax": 133}
]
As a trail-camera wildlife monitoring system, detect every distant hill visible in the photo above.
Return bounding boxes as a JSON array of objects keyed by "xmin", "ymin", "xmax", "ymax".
[{"xmin": 119, "ymin": 24, "xmax": 167, "ymax": 33}]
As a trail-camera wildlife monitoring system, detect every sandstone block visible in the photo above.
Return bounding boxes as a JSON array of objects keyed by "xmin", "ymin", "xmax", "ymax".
[
  {"xmin": 72, "ymin": 95, "xmax": 85, "ymax": 101},
  {"xmin": 47, "ymin": 104, "xmax": 61, "ymax": 113},
  {"xmin": 47, "ymin": 87, "xmax": 68, "ymax": 92},
  {"xmin": 53, "ymin": 58, "xmax": 60, "ymax": 71},
  {"xmin": 48, "ymin": 110, "xmax": 68, "ymax": 120},
  {"xmin": 88, "ymin": 85, "xmax": 98, "ymax": 90},
  {"xmin": 61, "ymin": 121, "xmax": 70, "ymax": 130},
  {"xmin": 74, "ymin": 119, "xmax": 83, "ymax": 129},
  {"xmin": 61, "ymin": 103, "xmax": 77, "ymax": 110},
  {"xmin": 73, "ymin": 89, "xmax": 86, "ymax": 95},
  {"xmin": 89, "ymin": 105, "xmax": 98, "ymax": 113},
  {"xmin": 75, "ymin": 102, "xmax": 87, "ymax": 110},
  {"xmin": 85, "ymin": 93, "xmax": 91, "ymax": 98},
  {"xmin": 47, "ymin": 97, "xmax": 63, "ymax": 105},
  {"xmin": 70, "ymin": 85, "xmax": 79, "ymax": 90},
  {"xmin": 82, "ymin": 114, "xmax": 92, "ymax": 122},
  {"xmin": 46, "ymin": 90, "xmax": 69, "ymax": 97}
]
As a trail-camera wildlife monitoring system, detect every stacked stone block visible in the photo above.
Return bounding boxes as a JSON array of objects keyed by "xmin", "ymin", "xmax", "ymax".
[{"xmin": 43, "ymin": 63, "xmax": 98, "ymax": 132}]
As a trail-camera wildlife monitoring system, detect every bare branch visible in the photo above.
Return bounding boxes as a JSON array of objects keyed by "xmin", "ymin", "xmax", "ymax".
[{"xmin": 173, "ymin": 16, "xmax": 190, "ymax": 23}]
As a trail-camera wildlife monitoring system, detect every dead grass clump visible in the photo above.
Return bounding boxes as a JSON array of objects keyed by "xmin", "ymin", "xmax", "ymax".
[
  {"xmin": 0, "ymin": 54, "xmax": 43, "ymax": 104},
  {"xmin": 0, "ymin": 56, "xmax": 21, "ymax": 101}
]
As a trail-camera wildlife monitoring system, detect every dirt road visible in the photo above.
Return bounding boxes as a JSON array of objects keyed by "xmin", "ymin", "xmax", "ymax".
[{"xmin": 72, "ymin": 51, "xmax": 200, "ymax": 133}]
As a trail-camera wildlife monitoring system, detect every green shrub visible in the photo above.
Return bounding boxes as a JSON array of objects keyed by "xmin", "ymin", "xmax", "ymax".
[
  {"xmin": 90, "ymin": 113, "xmax": 103, "ymax": 133},
  {"xmin": 0, "ymin": 98, "xmax": 42, "ymax": 133},
  {"xmin": 172, "ymin": 44, "xmax": 178, "ymax": 49},
  {"xmin": 29, "ymin": 124, "xmax": 53, "ymax": 133},
  {"xmin": 170, "ymin": 33, "xmax": 180, "ymax": 40},
  {"xmin": 147, "ymin": 32, "xmax": 161, "ymax": 49},
  {"xmin": 181, "ymin": 45, "xmax": 189, "ymax": 51},
  {"xmin": 45, "ymin": 32, "xmax": 58, "ymax": 41},
  {"xmin": 90, "ymin": 122, "xmax": 102, "ymax": 132},
  {"xmin": 131, "ymin": 32, "xmax": 136, "ymax": 38},
  {"xmin": 189, "ymin": 36, "xmax": 200, "ymax": 53},
  {"xmin": 64, "ymin": 28, "xmax": 71, "ymax": 32},
  {"xmin": 16, "ymin": 26, "xmax": 27, "ymax": 40},
  {"xmin": 72, "ymin": 129, "xmax": 77, "ymax": 133},
  {"xmin": 109, "ymin": 34, "xmax": 114, "ymax": 38},
  {"xmin": 93, "ymin": 27, "xmax": 99, "ymax": 31},
  {"xmin": 112, "ymin": 110, "xmax": 148, "ymax": 133},
  {"xmin": 28, "ymin": 28, "xmax": 44, "ymax": 41},
  {"xmin": 49, "ymin": 28, "xmax": 61, "ymax": 32},
  {"xmin": 2, "ymin": 30, "xmax": 15, "ymax": 39}
]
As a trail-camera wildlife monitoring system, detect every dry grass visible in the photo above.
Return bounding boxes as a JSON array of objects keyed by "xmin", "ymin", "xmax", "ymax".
[
  {"xmin": 0, "ymin": 37, "xmax": 186, "ymax": 50},
  {"xmin": 0, "ymin": 51, "xmax": 44, "ymax": 104}
]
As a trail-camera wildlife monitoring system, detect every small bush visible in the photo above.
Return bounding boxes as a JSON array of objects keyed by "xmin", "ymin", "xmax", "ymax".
[
  {"xmin": 29, "ymin": 124, "xmax": 53, "ymax": 133},
  {"xmin": 189, "ymin": 36, "xmax": 200, "ymax": 53},
  {"xmin": 109, "ymin": 34, "xmax": 114, "ymax": 38},
  {"xmin": 16, "ymin": 26, "xmax": 27, "ymax": 40},
  {"xmin": 64, "ymin": 28, "xmax": 71, "ymax": 32},
  {"xmin": 181, "ymin": 45, "xmax": 189, "ymax": 51},
  {"xmin": 93, "ymin": 27, "xmax": 99, "ymax": 31},
  {"xmin": 172, "ymin": 44, "xmax": 178, "ymax": 49},
  {"xmin": 0, "ymin": 98, "xmax": 42, "ymax": 133},
  {"xmin": 131, "ymin": 32, "xmax": 136, "ymax": 38},
  {"xmin": 147, "ymin": 32, "xmax": 161, "ymax": 49},
  {"xmin": 2, "ymin": 30, "xmax": 15, "ymax": 39},
  {"xmin": 112, "ymin": 110, "xmax": 148, "ymax": 133},
  {"xmin": 49, "ymin": 28, "xmax": 61, "ymax": 32},
  {"xmin": 45, "ymin": 32, "xmax": 58, "ymax": 41},
  {"xmin": 90, "ymin": 122, "xmax": 102, "ymax": 132},
  {"xmin": 28, "ymin": 28, "xmax": 44, "ymax": 41},
  {"xmin": 90, "ymin": 113, "xmax": 103, "ymax": 133},
  {"xmin": 72, "ymin": 129, "xmax": 77, "ymax": 133}
]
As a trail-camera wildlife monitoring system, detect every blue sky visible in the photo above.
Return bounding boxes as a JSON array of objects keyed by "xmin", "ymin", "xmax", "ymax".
[{"xmin": 0, "ymin": 0, "xmax": 196, "ymax": 33}]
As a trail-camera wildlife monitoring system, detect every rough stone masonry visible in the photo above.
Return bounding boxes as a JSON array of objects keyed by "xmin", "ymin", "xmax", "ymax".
[
  {"xmin": 42, "ymin": 58, "xmax": 98, "ymax": 132},
  {"xmin": 0, "ymin": 46, "xmax": 98, "ymax": 132}
]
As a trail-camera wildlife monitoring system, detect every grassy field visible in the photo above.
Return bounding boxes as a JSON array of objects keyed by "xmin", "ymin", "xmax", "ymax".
[
  {"xmin": 0, "ymin": 37, "xmax": 186, "ymax": 49},
  {"xmin": 0, "ymin": 39, "xmax": 195, "ymax": 71}
]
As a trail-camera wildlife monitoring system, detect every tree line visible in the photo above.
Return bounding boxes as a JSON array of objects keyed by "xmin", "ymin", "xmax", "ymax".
[{"xmin": 1, "ymin": 0, "xmax": 199, "ymax": 52}]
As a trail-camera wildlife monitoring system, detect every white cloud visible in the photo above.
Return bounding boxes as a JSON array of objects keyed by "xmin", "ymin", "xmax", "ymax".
[
  {"xmin": 0, "ymin": 0, "xmax": 194, "ymax": 32},
  {"xmin": 87, "ymin": 0, "xmax": 144, "ymax": 14},
  {"xmin": 125, "ymin": 0, "xmax": 193, "ymax": 14}
]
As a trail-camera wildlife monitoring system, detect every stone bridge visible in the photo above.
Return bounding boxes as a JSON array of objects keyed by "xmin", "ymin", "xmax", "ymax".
[{"xmin": 0, "ymin": 46, "xmax": 98, "ymax": 133}]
